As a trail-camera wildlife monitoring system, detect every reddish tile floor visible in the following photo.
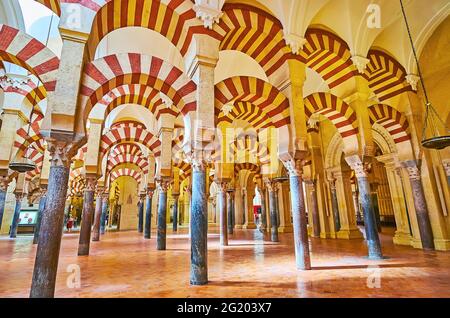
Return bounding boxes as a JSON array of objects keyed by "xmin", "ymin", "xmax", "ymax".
[{"xmin": 0, "ymin": 226, "xmax": 449, "ymax": 298}]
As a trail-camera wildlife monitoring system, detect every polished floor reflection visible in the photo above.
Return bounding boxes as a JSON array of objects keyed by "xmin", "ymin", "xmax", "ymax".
[{"xmin": 0, "ymin": 227, "xmax": 449, "ymax": 298}]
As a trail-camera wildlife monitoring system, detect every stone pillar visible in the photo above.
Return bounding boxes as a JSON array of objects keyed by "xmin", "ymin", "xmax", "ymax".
[
  {"xmin": 265, "ymin": 179, "xmax": 279, "ymax": 242},
  {"xmin": 100, "ymin": 192, "xmax": 108, "ymax": 235},
  {"xmin": 144, "ymin": 189, "xmax": 154, "ymax": 239},
  {"xmin": 443, "ymin": 160, "xmax": 450, "ymax": 185},
  {"xmin": 190, "ymin": 159, "xmax": 208, "ymax": 285},
  {"xmin": 156, "ymin": 179, "xmax": 170, "ymax": 250},
  {"xmin": 259, "ymin": 187, "xmax": 267, "ymax": 231},
  {"xmin": 226, "ymin": 189, "xmax": 234, "ymax": 234},
  {"xmin": 9, "ymin": 192, "xmax": 24, "ymax": 238},
  {"xmin": 137, "ymin": 193, "xmax": 145, "ymax": 233},
  {"xmin": 403, "ymin": 161, "xmax": 435, "ymax": 250},
  {"xmin": 33, "ymin": 188, "xmax": 47, "ymax": 244},
  {"xmin": 353, "ymin": 190, "xmax": 363, "ymax": 223},
  {"xmin": 346, "ymin": 157, "xmax": 383, "ymax": 259},
  {"xmin": 78, "ymin": 176, "xmax": 96, "ymax": 256},
  {"xmin": 30, "ymin": 141, "xmax": 76, "ymax": 298},
  {"xmin": 91, "ymin": 188, "xmax": 103, "ymax": 242},
  {"xmin": 241, "ymin": 188, "xmax": 247, "ymax": 226},
  {"xmin": 284, "ymin": 160, "xmax": 311, "ymax": 270},
  {"xmin": 329, "ymin": 177, "xmax": 341, "ymax": 232},
  {"xmin": 216, "ymin": 181, "xmax": 228, "ymax": 246},
  {"xmin": 234, "ymin": 187, "xmax": 243, "ymax": 229},
  {"xmin": 0, "ymin": 176, "xmax": 9, "ymax": 231},
  {"xmin": 306, "ymin": 180, "xmax": 321, "ymax": 237},
  {"xmin": 243, "ymin": 187, "xmax": 256, "ymax": 229},
  {"xmin": 278, "ymin": 182, "xmax": 293, "ymax": 233},
  {"xmin": 172, "ymin": 193, "xmax": 179, "ymax": 232}
]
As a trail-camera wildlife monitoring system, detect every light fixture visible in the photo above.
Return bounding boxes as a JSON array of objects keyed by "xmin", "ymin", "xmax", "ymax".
[{"xmin": 400, "ymin": 0, "xmax": 450, "ymax": 150}]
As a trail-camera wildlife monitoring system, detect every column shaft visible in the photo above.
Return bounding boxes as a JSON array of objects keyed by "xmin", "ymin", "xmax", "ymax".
[
  {"xmin": 0, "ymin": 188, "xmax": 7, "ymax": 231},
  {"xmin": 172, "ymin": 196, "xmax": 179, "ymax": 232},
  {"xmin": 259, "ymin": 190, "xmax": 267, "ymax": 231},
  {"xmin": 227, "ymin": 192, "xmax": 234, "ymax": 234},
  {"xmin": 310, "ymin": 181, "xmax": 321, "ymax": 237},
  {"xmin": 9, "ymin": 194, "xmax": 23, "ymax": 238},
  {"xmin": 138, "ymin": 198, "xmax": 144, "ymax": 233},
  {"xmin": 218, "ymin": 189, "xmax": 228, "ymax": 246},
  {"xmin": 100, "ymin": 197, "xmax": 108, "ymax": 235},
  {"xmin": 268, "ymin": 188, "xmax": 279, "ymax": 242},
  {"xmin": 78, "ymin": 178, "xmax": 96, "ymax": 256},
  {"xmin": 144, "ymin": 192, "xmax": 153, "ymax": 239},
  {"xmin": 190, "ymin": 168, "xmax": 208, "ymax": 285},
  {"xmin": 157, "ymin": 186, "xmax": 168, "ymax": 250},
  {"xmin": 30, "ymin": 164, "xmax": 70, "ymax": 298},
  {"xmin": 92, "ymin": 194, "xmax": 103, "ymax": 242},
  {"xmin": 33, "ymin": 193, "xmax": 47, "ymax": 244},
  {"xmin": 290, "ymin": 175, "xmax": 311, "ymax": 270},
  {"xmin": 330, "ymin": 185, "xmax": 341, "ymax": 232}
]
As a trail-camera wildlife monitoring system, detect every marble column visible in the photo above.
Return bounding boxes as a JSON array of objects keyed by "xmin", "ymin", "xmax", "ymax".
[
  {"xmin": 144, "ymin": 189, "xmax": 154, "ymax": 239},
  {"xmin": 91, "ymin": 189, "xmax": 103, "ymax": 242},
  {"xmin": 190, "ymin": 160, "xmax": 208, "ymax": 285},
  {"xmin": 285, "ymin": 161, "xmax": 311, "ymax": 270},
  {"xmin": 241, "ymin": 189, "xmax": 247, "ymax": 226},
  {"xmin": 0, "ymin": 176, "xmax": 9, "ymax": 231},
  {"xmin": 307, "ymin": 180, "xmax": 321, "ymax": 237},
  {"xmin": 138, "ymin": 194, "xmax": 145, "ymax": 233},
  {"xmin": 157, "ymin": 179, "xmax": 170, "ymax": 250},
  {"xmin": 348, "ymin": 159, "xmax": 383, "ymax": 259},
  {"xmin": 227, "ymin": 189, "xmax": 234, "ymax": 234},
  {"xmin": 265, "ymin": 179, "xmax": 279, "ymax": 242},
  {"xmin": 9, "ymin": 192, "xmax": 24, "ymax": 238},
  {"xmin": 403, "ymin": 162, "xmax": 435, "ymax": 250},
  {"xmin": 233, "ymin": 187, "xmax": 243, "ymax": 229},
  {"xmin": 443, "ymin": 160, "xmax": 450, "ymax": 185},
  {"xmin": 30, "ymin": 142, "xmax": 73, "ymax": 298},
  {"xmin": 329, "ymin": 178, "xmax": 341, "ymax": 232},
  {"xmin": 259, "ymin": 188, "xmax": 267, "ymax": 231},
  {"xmin": 33, "ymin": 188, "xmax": 47, "ymax": 244},
  {"xmin": 78, "ymin": 176, "xmax": 96, "ymax": 256},
  {"xmin": 172, "ymin": 194, "xmax": 179, "ymax": 232},
  {"xmin": 353, "ymin": 190, "xmax": 363, "ymax": 223},
  {"xmin": 100, "ymin": 193, "xmax": 108, "ymax": 235},
  {"xmin": 216, "ymin": 181, "xmax": 228, "ymax": 246}
]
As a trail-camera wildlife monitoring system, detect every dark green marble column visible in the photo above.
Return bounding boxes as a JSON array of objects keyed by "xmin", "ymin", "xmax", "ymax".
[
  {"xmin": 78, "ymin": 176, "xmax": 96, "ymax": 256},
  {"xmin": 9, "ymin": 192, "xmax": 24, "ymax": 238},
  {"xmin": 33, "ymin": 188, "xmax": 47, "ymax": 244}
]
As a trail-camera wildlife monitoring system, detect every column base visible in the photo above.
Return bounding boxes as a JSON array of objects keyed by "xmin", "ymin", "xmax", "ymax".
[
  {"xmin": 337, "ymin": 228, "xmax": 364, "ymax": 240},
  {"xmin": 278, "ymin": 225, "xmax": 293, "ymax": 233},
  {"xmin": 434, "ymin": 239, "xmax": 450, "ymax": 251},
  {"xmin": 243, "ymin": 223, "xmax": 257, "ymax": 230},
  {"xmin": 411, "ymin": 237, "xmax": 423, "ymax": 249},
  {"xmin": 393, "ymin": 231, "xmax": 413, "ymax": 246},
  {"xmin": 320, "ymin": 231, "xmax": 334, "ymax": 239},
  {"xmin": 234, "ymin": 225, "xmax": 243, "ymax": 229}
]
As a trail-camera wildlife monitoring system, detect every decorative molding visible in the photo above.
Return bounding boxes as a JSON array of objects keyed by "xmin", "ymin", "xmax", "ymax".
[
  {"xmin": 0, "ymin": 73, "xmax": 31, "ymax": 91},
  {"xmin": 157, "ymin": 178, "xmax": 171, "ymax": 192},
  {"xmin": 345, "ymin": 155, "xmax": 370, "ymax": 179},
  {"xmin": 0, "ymin": 176, "xmax": 9, "ymax": 192},
  {"xmin": 351, "ymin": 55, "xmax": 370, "ymax": 74},
  {"xmin": 284, "ymin": 32, "xmax": 306, "ymax": 55}
]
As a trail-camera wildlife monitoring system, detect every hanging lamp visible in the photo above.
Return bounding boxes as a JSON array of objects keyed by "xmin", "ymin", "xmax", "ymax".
[
  {"xmin": 400, "ymin": 0, "xmax": 450, "ymax": 150},
  {"xmin": 9, "ymin": 14, "xmax": 55, "ymax": 172}
]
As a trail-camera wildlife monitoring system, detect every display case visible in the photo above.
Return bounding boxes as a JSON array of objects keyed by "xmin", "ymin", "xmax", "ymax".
[{"xmin": 17, "ymin": 208, "xmax": 39, "ymax": 234}]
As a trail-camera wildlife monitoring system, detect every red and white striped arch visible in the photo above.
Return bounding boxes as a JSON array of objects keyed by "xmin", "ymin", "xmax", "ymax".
[
  {"xmin": 218, "ymin": 101, "xmax": 273, "ymax": 130},
  {"xmin": 107, "ymin": 153, "xmax": 149, "ymax": 175},
  {"xmin": 304, "ymin": 92, "xmax": 359, "ymax": 153},
  {"xmin": 299, "ymin": 29, "xmax": 358, "ymax": 89},
  {"xmin": 215, "ymin": 76, "xmax": 290, "ymax": 128},
  {"xmin": 14, "ymin": 122, "xmax": 45, "ymax": 156},
  {"xmin": 111, "ymin": 143, "xmax": 144, "ymax": 158},
  {"xmin": 234, "ymin": 162, "xmax": 260, "ymax": 175},
  {"xmin": 0, "ymin": 24, "xmax": 59, "ymax": 91},
  {"xmin": 369, "ymin": 104, "xmax": 411, "ymax": 144},
  {"xmin": 97, "ymin": 84, "xmax": 178, "ymax": 120},
  {"xmin": 80, "ymin": 53, "xmax": 196, "ymax": 121},
  {"xmin": 35, "ymin": 0, "xmax": 61, "ymax": 16},
  {"xmin": 214, "ymin": 3, "xmax": 290, "ymax": 78},
  {"xmin": 365, "ymin": 50, "xmax": 411, "ymax": 102},
  {"xmin": 86, "ymin": 0, "xmax": 214, "ymax": 57},
  {"xmin": 100, "ymin": 122, "xmax": 161, "ymax": 159},
  {"xmin": 110, "ymin": 168, "xmax": 143, "ymax": 185}
]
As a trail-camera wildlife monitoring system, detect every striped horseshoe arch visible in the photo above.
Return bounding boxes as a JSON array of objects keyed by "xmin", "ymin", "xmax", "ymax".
[
  {"xmin": 214, "ymin": 4, "xmax": 291, "ymax": 78},
  {"xmin": 0, "ymin": 24, "xmax": 60, "ymax": 91},
  {"xmin": 215, "ymin": 76, "xmax": 290, "ymax": 128},
  {"xmin": 100, "ymin": 122, "xmax": 161, "ymax": 158},
  {"xmin": 14, "ymin": 122, "xmax": 45, "ymax": 156},
  {"xmin": 107, "ymin": 153, "xmax": 150, "ymax": 175},
  {"xmin": 87, "ymin": 0, "xmax": 214, "ymax": 57},
  {"xmin": 80, "ymin": 53, "xmax": 196, "ymax": 120},
  {"xmin": 218, "ymin": 102, "xmax": 273, "ymax": 130},
  {"xmin": 299, "ymin": 29, "xmax": 357, "ymax": 89},
  {"xmin": 111, "ymin": 143, "xmax": 144, "ymax": 158},
  {"xmin": 110, "ymin": 168, "xmax": 143, "ymax": 185},
  {"xmin": 369, "ymin": 104, "xmax": 410, "ymax": 144},
  {"xmin": 365, "ymin": 50, "xmax": 411, "ymax": 102},
  {"xmin": 234, "ymin": 162, "xmax": 260, "ymax": 176},
  {"xmin": 98, "ymin": 84, "xmax": 178, "ymax": 120},
  {"xmin": 304, "ymin": 93, "xmax": 358, "ymax": 143}
]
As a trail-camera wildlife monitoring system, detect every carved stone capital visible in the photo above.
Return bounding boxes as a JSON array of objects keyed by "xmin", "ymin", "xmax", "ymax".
[
  {"xmin": 215, "ymin": 180, "xmax": 229, "ymax": 193},
  {"xmin": 84, "ymin": 175, "xmax": 97, "ymax": 192},
  {"xmin": 14, "ymin": 191, "xmax": 24, "ymax": 201},
  {"xmin": 406, "ymin": 74, "xmax": 420, "ymax": 91},
  {"xmin": 0, "ymin": 176, "xmax": 10, "ymax": 192},
  {"xmin": 283, "ymin": 159, "xmax": 305, "ymax": 177},
  {"xmin": 157, "ymin": 178, "xmax": 172, "ymax": 193},
  {"xmin": 263, "ymin": 178, "xmax": 278, "ymax": 192},
  {"xmin": 193, "ymin": 0, "xmax": 224, "ymax": 29},
  {"xmin": 345, "ymin": 155, "xmax": 371, "ymax": 179},
  {"xmin": 101, "ymin": 192, "xmax": 110, "ymax": 201},
  {"xmin": 46, "ymin": 139, "xmax": 78, "ymax": 168},
  {"xmin": 351, "ymin": 55, "xmax": 370, "ymax": 74},
  {"xmin": 0, "ymin": 73, "xmax": 31, "ymax": 92},
  {"xmin": 284, "ymin": 33, "xmax": 307, "ymax": 55}
]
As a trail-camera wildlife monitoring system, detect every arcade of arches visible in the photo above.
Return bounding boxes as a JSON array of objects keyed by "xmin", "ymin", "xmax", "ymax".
[{"xmin": 0, "ymin": 0, "xmax": 450, "ymax": 298}]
